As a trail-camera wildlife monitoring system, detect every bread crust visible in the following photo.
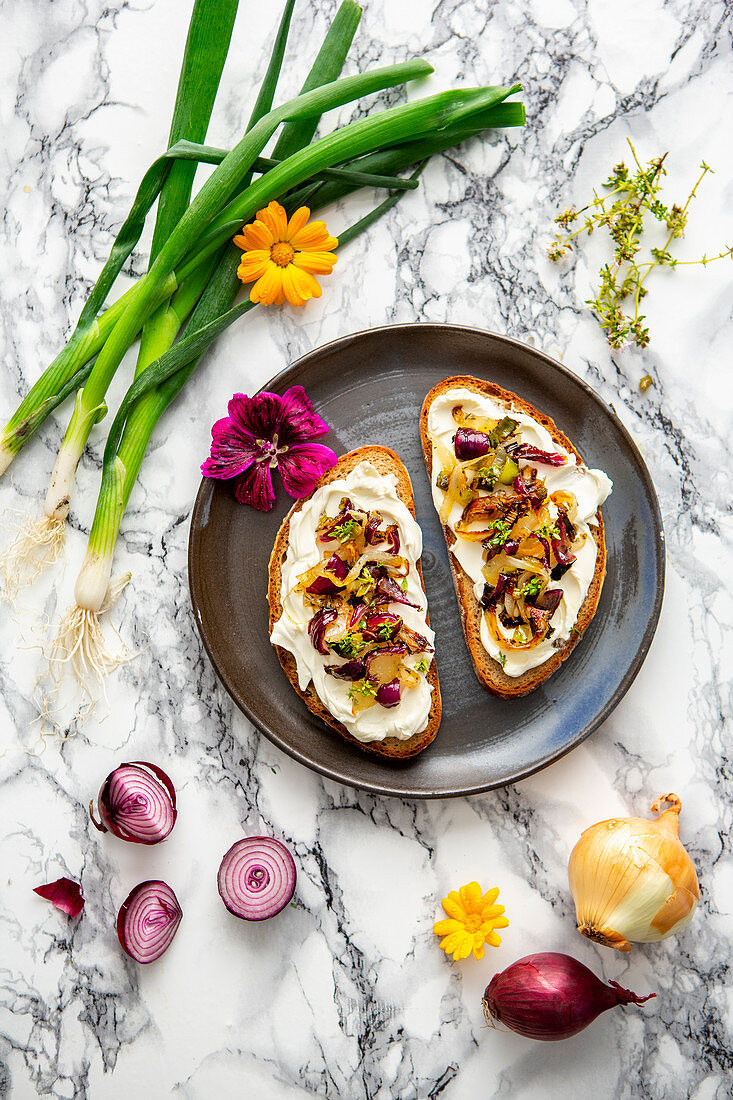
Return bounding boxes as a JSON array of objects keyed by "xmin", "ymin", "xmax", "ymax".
[
  {"xmin": 419, "ymin": 376, "xmax": 607, "ymax": 698},
  {"xmin": 268, "ymin": 446, "xmax": 442, "ymax": 759}
]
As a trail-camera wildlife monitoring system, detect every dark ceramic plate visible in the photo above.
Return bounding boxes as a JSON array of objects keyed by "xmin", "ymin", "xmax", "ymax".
[{"xmin": 188, "ymin": 324, "xmax": 664, "ymax": 799}]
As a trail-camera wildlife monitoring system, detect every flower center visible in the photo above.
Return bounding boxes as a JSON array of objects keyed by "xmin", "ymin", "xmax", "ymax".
[
  {"xmin": 256, "ymin": 432, "xmax": 289, "ymax": 467},
  {"xmin": 270, "ymin": 241, "xmax": 295, "ymax": 268},
  {"xmin": 464, "ymin": 914, "xmax": 483, "ymax": 933}
]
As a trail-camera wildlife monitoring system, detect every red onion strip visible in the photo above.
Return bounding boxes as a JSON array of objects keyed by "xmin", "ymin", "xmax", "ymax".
[
  {"xmin": 117, "ymin": 880, "xmax": 183, "ymax": 964},
  {"xmin": 218, "ymin": 837, "xmax": 296, "ymax": 921}
]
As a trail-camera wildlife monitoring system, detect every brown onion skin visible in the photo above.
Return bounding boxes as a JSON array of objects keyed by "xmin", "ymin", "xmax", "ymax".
[{"xmin": 483, "ymin": 952, "xmax": 655, "ymax": 1041}]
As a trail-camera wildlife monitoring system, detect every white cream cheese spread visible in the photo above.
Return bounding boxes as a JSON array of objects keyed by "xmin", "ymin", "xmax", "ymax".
[
  {"xmin": 427, "ymin": 387, "xmax": 612, "ymax": 677},
  {"xmin": 270, "ymin": 460, "xmax": 435, "ymax": 742}
]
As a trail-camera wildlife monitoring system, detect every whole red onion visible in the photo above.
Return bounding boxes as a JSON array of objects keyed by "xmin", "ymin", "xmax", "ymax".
[{"xmin": 483, "ymin": 952, "xmax": 655, "ymax": 1041}]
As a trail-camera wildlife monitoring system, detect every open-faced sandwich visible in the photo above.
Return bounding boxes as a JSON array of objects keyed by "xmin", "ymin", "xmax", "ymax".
[
  {"xmin": 269, "ymin": 447, "xmax": 441, "ymax": 758},
  {"xmin": 420, "ymin": 376, "xmax": 612, "ymax": 697}
]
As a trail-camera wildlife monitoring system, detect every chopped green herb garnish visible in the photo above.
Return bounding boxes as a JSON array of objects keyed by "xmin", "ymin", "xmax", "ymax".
[
  {"xmin": 415, "ymin": 659, "xmax": 429, "ymax": 674},
  {"xmin": 333, "ymin": 632, "xmax": 366, "ymax": 659},
  {"xmin": 488, "ymin": 519, "xmax": 512, "ymax": 547},
  {"xmin": 332, "ymin": 518, "xmax": 359, "ymax": 543},
  {"xmin": 476, "ymin": 466, "xmax": 499, "ymax": 490},
  {"xmin": 400, "ymin": 577, "xmax": 408, "ymax": 592},
  {"xmin": 347, "ymin": 679, "xmax": 376, "ymax": 702},
  {"xmin": 518, "ymin": 576, "xmax": 542, "ymax": 599},
  {"xmin": 377, "ymin": 623, "xmax": 397, "ymax": 641},
  {"xmin": 570, "ymin": 625, "xmax": 582, "ymax": 638},
  {"xmin": 499, "ymin": 653, "xmax": 507, "ymax": 668}
]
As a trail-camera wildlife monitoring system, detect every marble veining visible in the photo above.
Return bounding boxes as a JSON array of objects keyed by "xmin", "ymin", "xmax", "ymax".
[{"xmin": 1, "ymin": 0, "xmax": 731, "ymax": 1097}]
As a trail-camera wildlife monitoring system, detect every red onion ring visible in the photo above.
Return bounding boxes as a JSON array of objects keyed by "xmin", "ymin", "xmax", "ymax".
[
  {"xmin": 217, "ymin": 837, "xmax": 296, "ymax": 921},
  {"xmin": 117, "ymin": 880, "xmax": 183, "ymax": 964},
  {"xmin": 90, "ymin": 762, "xmax": 177, "ymax": 845}
]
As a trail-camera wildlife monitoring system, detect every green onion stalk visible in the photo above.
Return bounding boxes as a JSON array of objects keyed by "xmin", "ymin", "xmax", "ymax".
[
  {"xmin": 56, "ymin": 91, "xmax": 525, "ymax": 695},
  {"xmin": 58, "ymin": 0, "xmax": 363, "ymax": 680},
  {"xmin": 0, "ymin": 0, "xmax": 240, "ymax": 596}
]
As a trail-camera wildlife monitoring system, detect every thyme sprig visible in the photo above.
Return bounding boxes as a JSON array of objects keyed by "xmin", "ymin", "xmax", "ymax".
[{"xmin": 548, "ymin": 140, "xmax": 732, "ymax": 351}]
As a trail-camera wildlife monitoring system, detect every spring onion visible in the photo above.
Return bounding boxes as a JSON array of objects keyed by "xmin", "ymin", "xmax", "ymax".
[{"xmin": 0, "ymin": 0, "xmax": 525, "ymax": 706}]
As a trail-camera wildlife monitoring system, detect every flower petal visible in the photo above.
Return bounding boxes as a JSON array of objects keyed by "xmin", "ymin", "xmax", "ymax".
[
  {"xmin": 234, "ymin": 220, "xmax": 274, "ymax": 251},
  {"xmin": 256, "ymin": 201, "xmax": 288, "ymax": 242},
  {"xmin": 201, "ymin": 413, "xmax": 260, "ymax": 480},
  {"xmin": 234, "ymin": 462, "xmax": 276, "ymax": 511},
  {"xmin": 237, "ymin": 249, "xmax": 271, "ymax": 284},
  {"xmin": 433, "ymin": 918, "xmax": 463, "ymax": 935},
  {"xmin": 454, "ymin": 935, "xmax": 473, "ymax": 960},
  {"xmin": 228, "ymin": 392, "xmax": 282, "ymax": 440},
  {"xmin": 278, "ymin": 441, "xmax": 337, "ymax": 498},
  {"xmin": 459, "ymin": 881, "xmax": 482, "ymax": 910},
  {"xmin": 481, "ymin": 886, "xmax": 500, "ymax": 908},
  {"xmin": 284, "ymin": 264, "xmax": 322, "ymax": 306},
  {"xmin": 276, "ymin": 385, "xmax": 330, "ymax": 444},
  {"xmin": 290, "ymin": 220, "xmax": 338, "ymax": 251},
  {"xmin": 285, "ymin": 206, "xmax": 311, "ymax": 241},
  {"xmin": 441, "ymin": 895, "xmax": 466, "ymax": 922},
  {"xmin": 293, "ymin": 250, "xmax": 338, "ymax": 276},
  {"xmin": 439, "ymin": 932, "xmax": 463, "ymax": 954},
  {"xmin": 280, "ymin": 264, "xmax": 310, "ymax": 307},
  {"xmin": 250, "ymin": 262, "xmax": 285, "ymax": 306}
]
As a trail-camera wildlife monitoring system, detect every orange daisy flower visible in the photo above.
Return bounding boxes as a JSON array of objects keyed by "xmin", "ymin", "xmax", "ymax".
[{"xmin": 233, "ymin": 201, "xmax": 338, "ymax": 307}]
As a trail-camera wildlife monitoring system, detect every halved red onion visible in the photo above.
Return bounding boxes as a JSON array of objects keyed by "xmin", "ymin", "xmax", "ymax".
[
  {"xmin": 454, "ymin": 427, "xmax": 492, "ymax": 460},
  {"xmin": 218, "ymin": 837, "xmax": 296, "ymax": 921},
  {"xmin": 376, "ymin": 678, "xmax": 402, "ymax": 708},
  {"xmin": 34, "ymin": 877, "xmax": 85, "ymax": 918},
  {"xmin": 117, "ymin": 880, "xmax": 183, "ymax": 963},
  {"xmin": 89, "ymin": 762, "xmax": 177, "ymax": 845}
]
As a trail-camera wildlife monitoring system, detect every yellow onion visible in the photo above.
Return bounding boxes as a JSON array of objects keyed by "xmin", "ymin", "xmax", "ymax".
[{"xmin": 568, "ymin": 793, "xmax": 699, "ymax": 953}]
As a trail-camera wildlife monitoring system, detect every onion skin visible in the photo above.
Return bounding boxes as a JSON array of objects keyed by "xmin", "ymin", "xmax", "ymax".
[
  {"xmin": 483, "ymin": 952, "xmax": 655, "ymax": 1041},
  {"xmin": 218, "ymin": 837, "xmax": 296, "ymax": 921},
  {"xmin": 568, "ymin": 794, "xmax": 700, "ymax": 952},
  {"xmin": 117, "ymin": 880, "xmax": 183, "ymax": 964},
  {"xmin": 34, "ymin": 877, "xmax": 85, "ymax": 918},
  {"xmin": 89, "ymin": 762, "xmax": 177, "ymax": 845}
]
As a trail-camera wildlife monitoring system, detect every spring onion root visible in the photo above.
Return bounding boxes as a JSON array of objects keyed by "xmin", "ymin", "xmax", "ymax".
[
  {"xmin": 46, "ymin": 572, "xmax": 131, "ymax": 716},
  {"xmin": 0, "ymin": 513, "xmax": 66, "ymax": 600}
]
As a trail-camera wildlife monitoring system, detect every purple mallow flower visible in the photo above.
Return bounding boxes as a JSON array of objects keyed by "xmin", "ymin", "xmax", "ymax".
[{"xmin": 202, "ymin": 385, "xmax": 337, "ymax": 511}]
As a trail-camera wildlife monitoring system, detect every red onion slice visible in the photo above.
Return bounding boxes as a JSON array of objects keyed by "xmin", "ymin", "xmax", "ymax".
[
  {"xmin": 218, "ymin": 837, "xmax": 296, "ymax": 921},
  {"xmin": 117, "ymin": 880, "xmax": 183, "ymax": 964},
  {"xmin": 90, "ymin": 762, "xmax": 177, "ymax": 845},
  {"xmin": 34, "ymin": 877, "xmax": 85, "ymax": 918}
]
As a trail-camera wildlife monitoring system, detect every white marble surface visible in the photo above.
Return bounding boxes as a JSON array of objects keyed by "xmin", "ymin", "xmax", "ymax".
[{"xmin": 1, "ymin": 0, "xmax": 732, "ymax": 1097}]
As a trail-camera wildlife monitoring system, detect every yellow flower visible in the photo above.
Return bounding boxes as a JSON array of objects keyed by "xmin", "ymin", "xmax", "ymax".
[
  {"xmin": 434, "ymin": 881, "xmax": 509, "ymax": 961},
  {"xmin": 233, "ymin": 201, "xmax": 338, "ymax": 307}
]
